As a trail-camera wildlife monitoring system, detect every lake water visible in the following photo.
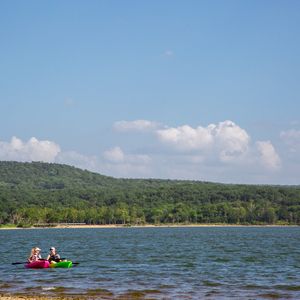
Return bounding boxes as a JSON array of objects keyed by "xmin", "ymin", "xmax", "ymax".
[{"xmin": 0, "ymin": 227, "xmax": 300, "ymax": 299}]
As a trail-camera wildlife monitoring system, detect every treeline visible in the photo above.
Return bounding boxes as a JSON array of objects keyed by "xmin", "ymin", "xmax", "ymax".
[
  {"xmin": 11, "ymin": 201, "xmax": 297, "ymax": 226},
  {"xmin": 0, "ymin": 161, "xmax": 300, "ymax": 226}
]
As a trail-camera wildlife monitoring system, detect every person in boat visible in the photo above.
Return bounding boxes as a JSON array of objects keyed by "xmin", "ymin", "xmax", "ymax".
[
  {"xmin": 28, "ymin": 247, "xmax": 42, "ymax": 263},
  {"xmin": 46, "ymin": 247, "xmax": 61, "ymax": 262}
]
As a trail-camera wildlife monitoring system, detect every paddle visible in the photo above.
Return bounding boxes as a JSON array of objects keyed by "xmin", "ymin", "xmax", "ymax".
[
  {"xmin": 12, "ymin": 261, "xmax": 80, "ymax": 265},
  {"xmin": 12, "ymin": 258, "xmax": 46, "ymax": 265},
  {"xmin": 11, "ymin": 258, "xmax": 79, "ymax": 265}
]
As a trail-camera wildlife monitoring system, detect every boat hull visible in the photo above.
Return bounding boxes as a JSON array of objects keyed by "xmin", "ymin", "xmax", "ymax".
[
  {"xmin": 25, "ymin": 260, "xmax": 50, "ymax": 269},
  {"xmin": 50, "ymin": 261, "xmax": 73, "ymax": 268}
]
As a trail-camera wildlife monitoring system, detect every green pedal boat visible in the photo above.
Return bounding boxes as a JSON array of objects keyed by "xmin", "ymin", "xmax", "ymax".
[{"xmin": 50, "ymin": 261, "xmax": 73, "ymax": 268}]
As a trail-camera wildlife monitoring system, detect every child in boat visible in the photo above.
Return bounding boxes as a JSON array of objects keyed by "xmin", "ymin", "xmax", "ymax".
[
  {"xmin": 46, "ymin": 247, "xmax": 61, "ymax": 262},
  {"xmin": 28, "ymin": 247, "xmax": 42, "ymax": 262}
]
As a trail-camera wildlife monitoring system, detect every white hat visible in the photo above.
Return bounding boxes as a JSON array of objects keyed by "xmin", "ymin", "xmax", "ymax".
[
  {"xmin": 50, "ymin": 247, "xmax": 55, "ymax": 250},
  {"xmin": 35, "ymin": 247, "xmax": 41, "ymax": 251}
]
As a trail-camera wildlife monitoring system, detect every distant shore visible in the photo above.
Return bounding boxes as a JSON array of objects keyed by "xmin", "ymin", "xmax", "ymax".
[{"xmin": 0, "ymin": 223, "xmax": 298, "ymax": 230}]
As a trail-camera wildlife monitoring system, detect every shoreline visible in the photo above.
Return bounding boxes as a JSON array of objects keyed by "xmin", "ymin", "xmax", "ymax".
[
  {"xmin": 0, "ymin": 296, "xmax": 85, "ymax": 300},
  {"xmin": 0, "ymin": 293, "xmax": 112, "ymax": 300},
  {"xmin": 0, "ymin": 223, "xmax": 298, "ymax": 230}
]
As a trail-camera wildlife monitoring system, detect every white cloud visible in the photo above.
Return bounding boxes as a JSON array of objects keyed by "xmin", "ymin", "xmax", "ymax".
[
  {"xmin": 157, "ymin": 124, "xmax": 214, "ymax": 151},
  {"xmin": 110, "ymin": 119, "xmax": 287, "ymax": 182},
  {"xmin": 102, "ymin": 146, "xmax": 151, "ymax": 177},
  {"xmin": 280, "ymin": 129, "xmax": 300, "ymax": 152},
  {"xmin": 114, "ymin": 120, "xmax": 160, "ymax": 132},
  {"xmin": 0, "ymin": 136, "xmax": 60, "ymax": 162},
  {"xmin": 1, "ymin": 118, "xmax": 293, "ymax": 184},
  {"xmin": 128, "ymin": 154, "xmax": 151, "ymax": 164},
  {"xmin": 103, "ymin": 146, "xmax": 151, "ymax": 165},
  {"xmin": 56, "ymin": 151, "xmax": 99, "ymax": 172},
  {"xmin": 103, "ymin": 146, "xmax": 125, "ymax": 163},
  {"xmin": 215, "ymin": 120, "xmax": 250, "ymax": 162},
  {"xmin": 157, "ymin": 120, "xmax": 250, "ymax": 162},
  {"xmin": 256, "ymin": 141, "xmax": 281, "ymax": 170}
]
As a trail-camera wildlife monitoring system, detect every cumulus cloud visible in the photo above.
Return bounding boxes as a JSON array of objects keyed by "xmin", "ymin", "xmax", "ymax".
[
  {"xmin": 103, "ymin": 146, "xmax": 150, "ymax": 165},
  {"xmin": 215, "ymin": 121, "xmax": 250, "ymax": 162},
  {"xmin": 256, "ymin": 141, "xmax": 281, "ymax": 170},
  {"xmin": 157, "ymin": 124, "xmax": 214, "ymax": 151},
  {"xmin": 0, "ymin": 136, "xmax": 60, "ymax": 162},
  {"xmin": 280, "ymin": 129, "xmax": 300, "ymax": 152},
  {"xmin": 102, "ymin": 146, "xmax": 151, "ymax": 177},
  {"xmin": 112, "ymin": 119, "xmax": 286, "ymax": 181},
  {"xmin": 1, "ymin": 118, "xmax": 290, "ymax": 183},
  {"xmin": 114, "ymin": 120, "xmax": 160, "ymax": 132},
  {"xmin": 56, "ymin": 151, "xmax": 99, "ymax": 172},
  {"xmin": 103, "ymin": 146, "xmax": 125, "ymax": 163},
  {"xmin": 157, "ymin": 120, "xmax": 250, "ymax": 162}
]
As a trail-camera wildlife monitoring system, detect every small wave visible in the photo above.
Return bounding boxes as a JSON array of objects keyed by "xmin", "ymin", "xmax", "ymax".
[
  {"xmin": 243, "ymin": 256, "xmax": 260, "ymax": 263},
  {"xmin": 202, "ymin": 280, "xmax": 222, "ymax": 287},
  {"xmin": 142, "ymin": 289, "xmax": 162, "ymax": 294},
  {"xmin": 214, "ymin": 257, "xmax": 230, "ymax": 263},
  {"xmin": 181, "ymin": 262, "xmax": 196, "ymax": 268},
  {"xmin": 42, "ymin": 286, "xmax": 55, "ymax": 291},
  {"xmin": 85, "ymin": 288, "xmax": 114, "ymax": 297},
  {"xmin": 158, "ymin": 284, "xmax": 176, "ymax": 289},
  {"xmin": 258, "ymin": 292, "xmax": 290, "ymax": 299},
  {"xmin": 24, "ymin": 286, "xmax": 38, "ymax": 292},
  {"xmin": 244, "ymin": 284, "xmax": 269, "ymax": 290},
  {"xmin": 118, "ymin": 289, "xmax": 163, "ymax": 299},
  {"xmin": 52, "ymin": 286, "xmax": 73, "ymax": 293},
  {"xmin": 275, "ymin": 285, "xmax": 300, "ymax": 291},
  {"xmin": 205, "ymin": 290, "xmax": 222, "ymax": 297},
  {"xmin": 94, "ymin": 277, "xmax": 113, "ymax": 282},
  {"xmin": 0, "ymin": 283, "xmax": 14, "ymax": 289}
]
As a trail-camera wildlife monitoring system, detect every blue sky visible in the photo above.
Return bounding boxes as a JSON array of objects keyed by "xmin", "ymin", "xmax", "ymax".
[{"xmin": 1, "ymin": 1, "xmax": 300, "ymax": 184}]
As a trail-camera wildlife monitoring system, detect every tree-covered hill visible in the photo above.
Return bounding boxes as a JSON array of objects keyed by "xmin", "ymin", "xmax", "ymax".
[{"xmin": 0, "ymin": 161, "xmax": 300, "ymax": 225}]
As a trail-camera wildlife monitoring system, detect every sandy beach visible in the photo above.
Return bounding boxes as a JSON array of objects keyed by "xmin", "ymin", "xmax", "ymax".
[
  {"xmin": 0, "ymin": 223, "xmax": 295, "ymax": 230},
  {"xmin": 0, "ymin": 224, "xmax": 299, "ymax": 230}
]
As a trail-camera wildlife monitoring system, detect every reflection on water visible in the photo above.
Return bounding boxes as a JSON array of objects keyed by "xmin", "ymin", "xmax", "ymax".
[{"xmin": 0, "ymin": 227, "xmax": 300, "ymax": 299}]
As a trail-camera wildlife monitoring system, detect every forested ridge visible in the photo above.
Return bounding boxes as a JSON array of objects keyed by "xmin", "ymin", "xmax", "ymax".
[{"xmin": 0, "ymin": 161, "xmax": 300, "ymax": 226}]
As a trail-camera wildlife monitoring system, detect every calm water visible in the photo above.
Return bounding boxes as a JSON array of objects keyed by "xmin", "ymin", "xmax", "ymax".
[{"xmin": 0, "ymin": 227, "xmax": 300, "ymax": 299}]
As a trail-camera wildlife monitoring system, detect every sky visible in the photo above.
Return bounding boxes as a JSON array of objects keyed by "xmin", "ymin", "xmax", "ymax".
[{"xmin": 0, "ymin": 0, "xmax": 300, "ymax": 184}]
